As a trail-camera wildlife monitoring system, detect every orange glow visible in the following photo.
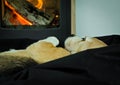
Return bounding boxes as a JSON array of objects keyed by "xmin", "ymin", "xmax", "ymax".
[
  {"xmin": 36, "ymin": 0, "xmax": 43, "ymax": 9},
  {"xmin": 27, "ymin": 0, "xmax": 43, "ymax": 9},
  {"xmin": 5, "ymin": 0, "xmax": 32, "ymax": 25}
]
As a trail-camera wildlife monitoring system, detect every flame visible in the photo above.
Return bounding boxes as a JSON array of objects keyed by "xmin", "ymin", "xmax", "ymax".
[
  {"xmin": 27, "ymin": 0, "xmax": 43, "ymax": 9},
  {"xmin": 36, "ymin": 0, "xmax": 43, "ymax": 9},
  {"xmin": 5, "ymin": 0, "xmax": 32, "ymax": 25}
]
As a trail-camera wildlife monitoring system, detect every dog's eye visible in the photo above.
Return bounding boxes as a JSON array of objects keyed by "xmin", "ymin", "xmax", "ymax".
[{"xmin": 82, "ymin": 38, "xmax": 86, "ymax": 41}]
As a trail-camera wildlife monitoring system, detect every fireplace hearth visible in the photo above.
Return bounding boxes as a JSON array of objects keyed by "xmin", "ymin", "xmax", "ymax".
[{"xmin": 0, "ymin": 0, "xmax": 72, "ymax": 43}]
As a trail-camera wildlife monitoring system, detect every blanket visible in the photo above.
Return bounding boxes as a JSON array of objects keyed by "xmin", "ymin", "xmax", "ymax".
[{"xmin": 0, "ymin": 35, "xmax": 120, "ymax": 85}]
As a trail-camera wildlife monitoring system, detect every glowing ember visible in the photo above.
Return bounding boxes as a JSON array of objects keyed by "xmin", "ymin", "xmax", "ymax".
[
  {"xmin": 5, "ymin": 0, "xmax": 32, "ymax": 25},
  {"xmin": 27, "ymin": 0, "xmax": 43, "ymax": 9}
]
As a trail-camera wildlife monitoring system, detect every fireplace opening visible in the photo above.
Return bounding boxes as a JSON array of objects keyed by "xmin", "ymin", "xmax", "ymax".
[
  {"xmin": 2, "ymin": 0, "xmax": 60, "ymax": 29},
  {"xmin": 0, "ymin": 0, "xmax": 71, "ymax": 42}
]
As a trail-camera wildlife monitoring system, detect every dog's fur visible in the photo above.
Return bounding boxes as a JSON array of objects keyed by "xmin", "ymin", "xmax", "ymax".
[
  {"xmin": 0, "ymin": 37, "xmax": 70, "ymax": 75},
  {"xmin": 65, "ymin": 36, "xmax": 107, "ymax": 54}
]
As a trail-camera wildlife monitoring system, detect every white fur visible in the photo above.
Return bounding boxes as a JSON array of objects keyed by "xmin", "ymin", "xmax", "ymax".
[
  {"xmin": 65, "ymin": 36, "xmax": 83, "ymax": 53},
  {"xmin": 40, "ymin": 36, "xmax": 59, "ymax": 46}
]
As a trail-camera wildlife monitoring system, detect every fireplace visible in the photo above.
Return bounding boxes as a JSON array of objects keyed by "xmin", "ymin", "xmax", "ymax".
[
  {"xmin": 2, "ymin": 0, "xmax": 60, "ymax": 26},
  {"xmin": 0, "ymin": 0, "xmax": 72, "ymax": 43}
]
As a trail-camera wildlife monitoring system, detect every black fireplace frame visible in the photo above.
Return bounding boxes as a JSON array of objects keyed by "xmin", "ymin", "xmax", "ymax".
[{"xmin": 0, "ymin": 0, "xmax": 71, "ymax": 43}]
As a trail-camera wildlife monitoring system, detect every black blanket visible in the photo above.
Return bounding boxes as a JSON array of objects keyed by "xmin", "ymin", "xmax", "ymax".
[{"xmin": 0, "ymin": 35, "xmax": 120, "ymax": 85}]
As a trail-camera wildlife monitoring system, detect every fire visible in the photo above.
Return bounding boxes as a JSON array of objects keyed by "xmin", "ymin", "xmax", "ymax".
[
  {"xmin": 27, "ymin": 0, "xmax": 43, "ymax": 9},
  {"xmin": 36, "ymin": 0, "xmax": 43, "ymax": 9},
  {"xmin": 5, "ymin": 0, "xmax": 32, "ymax": 25}
]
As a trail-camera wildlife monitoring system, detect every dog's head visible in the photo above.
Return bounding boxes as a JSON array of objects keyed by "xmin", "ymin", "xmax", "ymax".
[{"xmin": 65, "ymin": 36, "xmax": 107, "ymax": 54}]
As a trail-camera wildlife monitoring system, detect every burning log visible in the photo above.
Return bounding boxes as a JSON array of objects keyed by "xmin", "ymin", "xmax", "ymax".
[{"xmin": 3, "ymin": 0, "xmax": 54, "ymax": 25}]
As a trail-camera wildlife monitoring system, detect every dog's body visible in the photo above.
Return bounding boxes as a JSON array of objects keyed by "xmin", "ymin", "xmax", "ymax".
[
  {"xmin": 26, "ymin": 41, "xmax": 70, "ymax": 63},
  {"xmin": 0, "ymin": 37, "xmax": 70, "ymax": 75},
  {"xmin": 0, "ymin": 37, "xmax": 70, "ymax": 63}
]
